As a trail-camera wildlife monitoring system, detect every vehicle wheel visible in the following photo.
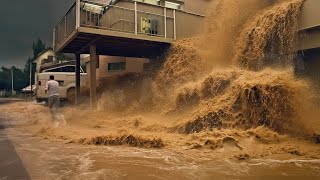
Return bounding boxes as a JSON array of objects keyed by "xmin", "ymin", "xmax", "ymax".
[{"xmin": 67, "ymin": 88, "xmax": 76, "ymax": 105}]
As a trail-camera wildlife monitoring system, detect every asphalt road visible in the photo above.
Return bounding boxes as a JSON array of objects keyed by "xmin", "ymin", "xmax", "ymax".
[{"xmin": 0, "ymin": 117, "xmax": 30, "ymax": 180}]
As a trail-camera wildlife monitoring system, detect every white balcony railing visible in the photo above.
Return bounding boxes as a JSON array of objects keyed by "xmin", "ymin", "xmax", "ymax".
[{"xmin": 54, "ymin": 0, "xmax": 176, "ymax": 50}]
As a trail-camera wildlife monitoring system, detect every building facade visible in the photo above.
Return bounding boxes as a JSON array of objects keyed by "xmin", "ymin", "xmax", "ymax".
[{"xmin": 297, "ymin": 0, "xmax": 320, "ymax": 85}]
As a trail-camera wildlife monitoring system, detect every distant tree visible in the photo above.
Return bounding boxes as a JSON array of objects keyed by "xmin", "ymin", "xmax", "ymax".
[
  {"xmin": 0, "ymin": 66, "xmax": 26, "ymax": 91},
  {"xmin": 32, "ymin": 38, "xmax": 46, "ymax": 59},
  {"xmin": 1, "ymin": 39, "xmax": 46, "ymax": 91},
  {"xmin": 0, "ymin": 67, "xmax": 11, "ymax": 90},
  {"xmin": 12, "ymin": 66, "xmax": 28, "ymax": 91}
]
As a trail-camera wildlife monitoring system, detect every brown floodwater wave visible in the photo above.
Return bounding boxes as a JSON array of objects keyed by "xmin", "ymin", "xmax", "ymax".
[
  {"xmin": 95, "ymin": 0, "xmax": 319, "ymax": 138},
  {"xmin": 4, "ymin": 0, "xmax": 315, "ymax": 160}
]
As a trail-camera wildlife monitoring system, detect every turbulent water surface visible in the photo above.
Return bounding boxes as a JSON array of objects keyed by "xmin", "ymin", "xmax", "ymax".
[
  {"xmin": 1, "ymin": 118, "xmax": 320, "ymax": 180},
  {"xmin": 1, "ymin": 0, "xmax": 320, "ymax": 179}
]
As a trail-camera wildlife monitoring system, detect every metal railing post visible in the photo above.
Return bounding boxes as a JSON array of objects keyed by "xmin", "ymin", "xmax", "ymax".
[
  {"xmin": 76, "ymin": 0, "xmax": 80, "ymax": 28},
  {"xmin": 173, "ymin": 9, "xmax": 176, "ymax": 40},
  {"xmin": 134, "ymin": 1, "xmax": 138, "ymax": 34},
  {"xmin": 64, "ymin": 16, "xmax": 67, "ymax": 38},
  {"xmin": 164, "ymin": 7, "xmax": 167, "ymax": 38},
  {"xmin": 53, "ymin": 28, "xmax": 56, "ymax": 51}
]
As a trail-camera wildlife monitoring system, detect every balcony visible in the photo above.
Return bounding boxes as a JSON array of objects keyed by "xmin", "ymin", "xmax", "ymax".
[{"xmin": 53, "ymin": 0, "xmax": 180, "ymax": 57}]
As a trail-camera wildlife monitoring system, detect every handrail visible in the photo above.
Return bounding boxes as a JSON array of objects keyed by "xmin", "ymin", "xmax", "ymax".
[
  {"xmin": 109, "ymin": 19, "xmax": 135, "ymax": 28},
  {"xmin": 54, "ymin": 2, "xmax": 76, "ymax": 29},
  {"xmin": 55, "ymin": 0, "xmax": 208, "ymax": 49},
  {"xmin": 80, "ymin": 0, "xmax": 191, "ymax": 18}
]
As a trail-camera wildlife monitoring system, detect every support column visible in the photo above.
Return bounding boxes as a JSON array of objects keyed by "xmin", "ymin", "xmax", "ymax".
[
  {"xmin": 134, "ymin": 1, "xmax": 137, "ymax": 35},
  {"xmin": 173, "ymin": 9, "xmax": 176, "ymax": 40},
  {"xmin": 89, "ymin": 44, "xmax": 97, "ymax": 107},
  {"xmin": 76, "ymin": 0, "xmax": 80, "ymax": 29},
  {"xmin": 75, "ymin": 53, "xmax": 81, "ymax": 105},
  {"xmin": 164, "ymin": 7, "xmax": 167, "ymax": 38},
  {"xmin": 53, "ymin": 28, "xmax": 56, "ymax": 51}
]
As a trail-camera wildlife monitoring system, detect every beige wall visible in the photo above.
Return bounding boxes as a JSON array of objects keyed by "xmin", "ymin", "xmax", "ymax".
[
  {"xmin": 96, "ymin": 55, "xmax": 149, "ymax": 79},
  {"xmin": 176, "ymin": 11, "xmax": 205, "ymax": 39},
  {"xmin": 299, "ymin": 31, "xmax": 320, "ymax": 50},
  {"xmin": 34, "ymin": 50, "xmax": 55, "ymax": 73},
  {"xmin": 182, "ymin": 0, "xmax": 211, "ymax": 15},
  {"xmin": 298, "ymin": 0, "xmax": 320, "ymax": 50},
  {"xmin": 300, "ymin": 0, "xmax": 320, "ymax": 30},
  {"xmin": 33, "ymin": 50, "xmax": 55, "ymax": 84},
  {"xmin": 98, "ymin": 56, "xmax": 126, "ymax": 78}
]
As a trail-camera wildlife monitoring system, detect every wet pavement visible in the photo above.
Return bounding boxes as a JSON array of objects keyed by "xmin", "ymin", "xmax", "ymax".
[
  {"xmin": 0, "ymin": 118, "xmax": 30, "ymax": 180},
  {"xmin": 0, "ymin": 113, "xmax": 320, "ymax": 180}
]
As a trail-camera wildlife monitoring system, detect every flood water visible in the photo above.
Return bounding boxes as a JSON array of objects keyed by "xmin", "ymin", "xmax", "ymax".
[{"xmin": 1, "ymin": 117, "xmax": 319, "ymax": 180}]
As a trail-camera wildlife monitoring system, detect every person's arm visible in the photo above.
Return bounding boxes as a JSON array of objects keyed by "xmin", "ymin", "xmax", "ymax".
[{"xmin": 45, "ymin": 82, "xmax": 49, "ymax": 94}]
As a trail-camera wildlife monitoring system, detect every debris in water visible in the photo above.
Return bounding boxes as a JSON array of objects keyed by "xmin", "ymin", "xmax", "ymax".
[{"xmin": 70, "ymin": 134, "xmax": 164, "ymax": 148}]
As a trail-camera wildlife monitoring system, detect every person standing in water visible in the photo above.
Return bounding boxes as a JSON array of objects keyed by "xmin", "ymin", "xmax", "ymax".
[{"xmin": 45, "ymin": 75, "xmax": 60, "ymax": 121}]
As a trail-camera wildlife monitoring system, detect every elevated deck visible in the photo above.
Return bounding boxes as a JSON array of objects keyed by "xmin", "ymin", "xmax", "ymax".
[
  {"xmin": 54, "ymin": 0, "xmax": 179, "ymax": 57},
  {"xmin": 53, "ymin": 0, "xmax": 205, "ymax": 105}
]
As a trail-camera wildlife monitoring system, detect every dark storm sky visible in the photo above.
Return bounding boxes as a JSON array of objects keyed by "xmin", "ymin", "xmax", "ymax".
[{"xmin": 0, "ymin": 0, "xmax": 74, "ymax": 68}]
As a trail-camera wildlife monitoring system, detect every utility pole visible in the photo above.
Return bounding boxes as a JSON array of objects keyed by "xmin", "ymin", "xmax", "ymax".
[
  {"xmin": 11, "ymin": 66, "xmax": 14, "ymax": 94},
  {"xmin": 30, "ymin": 60, "xmax": 33, "ymax": 97}
]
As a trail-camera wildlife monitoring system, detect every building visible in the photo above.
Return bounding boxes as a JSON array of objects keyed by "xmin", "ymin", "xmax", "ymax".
[
  {"xmin": 84, "ymin": 55, "xmax": 149, "ymax": 83},
  {"xmin": 53, "ymin": 0, "xmax": 208, "ymax": 105},
  {"xmin": 297, "ymin": 0, "xmax": 320, "ymax": 85},
  {"xmin": 33, "ymin": 48, "xmax": 55, "ymax": 84},
  {"xmin": 54, "ymin": 0, "xmax": 207, "ymax": 55}
]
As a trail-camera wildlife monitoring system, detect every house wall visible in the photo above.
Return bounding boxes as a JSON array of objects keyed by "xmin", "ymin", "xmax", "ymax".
[
  {"xmin": 297, "ymin": 49, "xmax": 320, "ymax": 87},
  {"xmin": 300, "ymin": 0, "xmax": 320, "ymax": 30},
  {"xmin": 33, "ymin": 50, "xmax": 55, "ymax": 84},
  {"xmin": 176, "ymin": 11, "xmax": 204, "ymax": 39},
  {"xmin": 298, "ymin": 0, "xmax": 320, "ymax": 50},
  {"xmin": 182, "ymin": 0, "xmax": 211, "ymax": 15},
  {"xmin": 94, "ymin": 55, "xmax": 148, "ymax": 79},
  {"xmin": 98, "ymin": 56, "xmax": 126, "ymax": 78},
  {"xmin": 34, "ymin": 50, "xmax": 55, "ymax": 74},
  {"xmin": 299, "ymin": 30, "xmax": 320, "ymax": 50}
]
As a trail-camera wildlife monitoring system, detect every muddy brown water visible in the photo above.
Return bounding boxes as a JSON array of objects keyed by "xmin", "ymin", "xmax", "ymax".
[{"xmin": 1, "ymin": 118, "xmax": 319, "ymax": 180}]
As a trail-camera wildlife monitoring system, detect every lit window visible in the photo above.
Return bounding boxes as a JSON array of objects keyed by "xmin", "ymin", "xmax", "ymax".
[{"xmin": 134, "ymin": 0, "xmax": 160, "ymax": 6}]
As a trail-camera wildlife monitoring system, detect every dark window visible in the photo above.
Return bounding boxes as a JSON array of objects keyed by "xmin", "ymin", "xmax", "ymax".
[
  {"xmin": 46, "ymin": 66, "xmax": 75, "ymax": 72},
  {"xmin": 108, "ymin": 62, "xmax": 126, "ymax": 72},
  {"xmin": 61, "ymin": 66, "xmax": 75, "ymax": 72},
  {"xmin": 47, "ymin": 68, "xmax": 62, "ymax": 72},
  {"xmin": 57, "ymin": 81, "xmax": 64, "ymax": 86}
]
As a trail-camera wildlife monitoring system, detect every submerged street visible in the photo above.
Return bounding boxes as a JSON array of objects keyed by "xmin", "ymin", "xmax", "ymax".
[
  {"xmin": 1, "ymin": 101, "xmax": 320, "ymax": 180},
  {"xmin": 1, "ymin": 0, "xmax": 320, "ymax": 179}
]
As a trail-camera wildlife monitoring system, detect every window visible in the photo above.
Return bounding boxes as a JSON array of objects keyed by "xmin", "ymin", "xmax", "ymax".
[
  {"xmin": 165, "ymin": 1, "xmax": 181, "ymax": 9},
  {"xmin": 61, "ymin": 66, "xmax": 76, "ymax": 72},
  {"xmin": 57, "ymin": 81, "xmax": 64, "ymax": 86},
  {"xmin": 108, "ymin": 62, "xmax": 126, "ymax": 72},
  {"xmin": 81, "ymin": 2, "xmax": 105, "ymax": 14},
  {"xmin": 135, "ymin": 0, "xmax": 160, "ymax": 6},
  {"xmin": 46, "ymin": 67, "xmax": 62, "ymax": 72}
]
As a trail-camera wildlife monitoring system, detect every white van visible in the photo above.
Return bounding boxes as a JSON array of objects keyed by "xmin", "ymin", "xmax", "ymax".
[{"xmin": 36, "ymin": 65, "xmax": 87, "ymax": 103}]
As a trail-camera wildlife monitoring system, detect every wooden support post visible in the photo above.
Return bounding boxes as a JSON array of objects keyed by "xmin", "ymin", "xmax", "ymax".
[
  {"xmin": 164, "ymin": 7, "xmax": 167, "ymax": 38},
  {"xmin": 134, "ymin": 1, "xmax": 137, "ymax": 35},
  {"xmin": 76, "ymin": 0, "xmax": 80, "ymax": 29},
  {"xmin": 75, "ymin": 53, "xmax": 81, "ymax": 105},
  {"xmin": 89, "ymin": 44, "xmax": 97, "ymax": 107}
]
